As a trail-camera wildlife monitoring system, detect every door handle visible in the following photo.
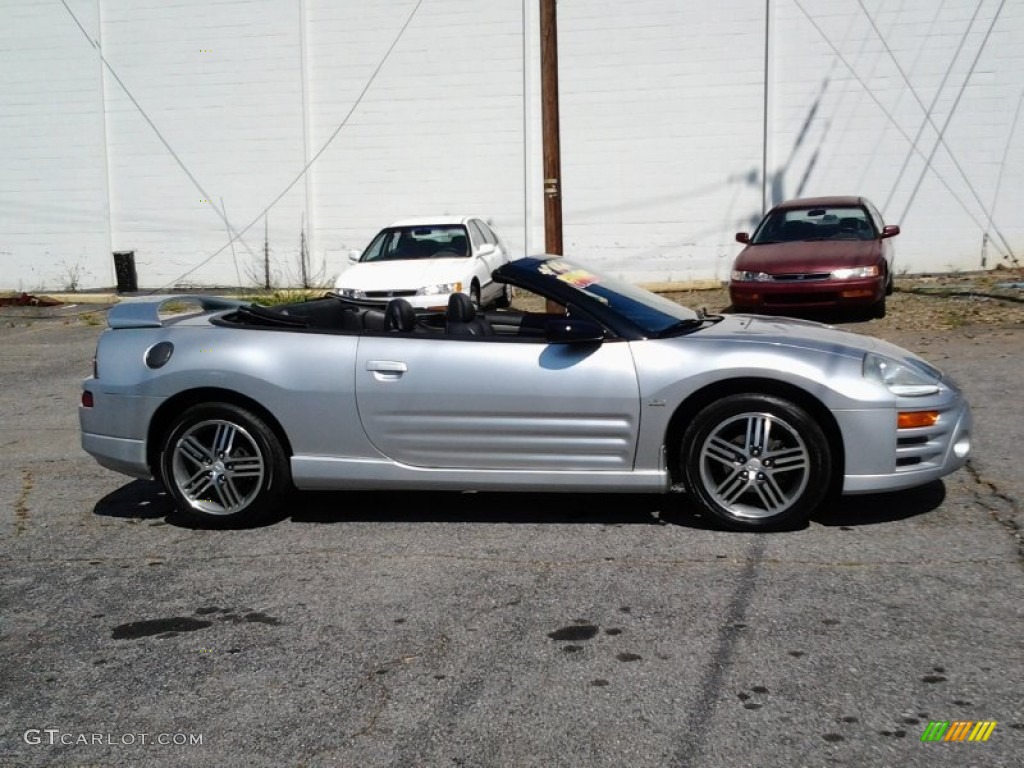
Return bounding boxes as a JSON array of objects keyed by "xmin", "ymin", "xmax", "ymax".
[{"xmin": 366, "ymin": 360, "xmax": 408, "ymax": 380}]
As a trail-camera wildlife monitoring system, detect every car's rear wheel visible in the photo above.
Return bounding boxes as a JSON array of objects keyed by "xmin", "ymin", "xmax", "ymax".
[
  {"xmin": 679, "ymin": 394, "xmax": 831, "ymax": 531},
  {"xmin": 160, "ymin": 402, "xmax": 289, "ymax": 527}
]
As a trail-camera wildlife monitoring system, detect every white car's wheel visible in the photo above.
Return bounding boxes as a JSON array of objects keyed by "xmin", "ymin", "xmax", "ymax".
[{"xmin": 495, "ymin": 282, "xmax": 511, "ymax": 309}]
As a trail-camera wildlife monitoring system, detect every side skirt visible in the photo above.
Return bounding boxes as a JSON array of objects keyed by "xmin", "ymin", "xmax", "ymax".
[{"xmin": 291, "ymin": 456, "xmax": 669, "ymax": 494}]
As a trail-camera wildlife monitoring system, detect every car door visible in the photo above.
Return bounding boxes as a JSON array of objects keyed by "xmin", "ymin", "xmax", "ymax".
[
  {"xmin": 354, "ymin": 335, "xmax": 641, "ymax": 471},
  {"xmin": 467, "ymin": 220, "xmax": 505, "ymax": 303},
  {"xmin": 866, "ymin": 201, "xmax": 895, "ymax": 272}
]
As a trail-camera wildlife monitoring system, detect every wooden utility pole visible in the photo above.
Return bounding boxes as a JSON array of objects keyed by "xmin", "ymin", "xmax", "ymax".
[{"xmin": 540, "ymin": 0, "xmax": 562, "ymax": 256}]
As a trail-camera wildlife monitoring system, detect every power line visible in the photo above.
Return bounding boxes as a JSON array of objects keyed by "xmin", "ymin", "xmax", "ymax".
[
  {"xmin": 859, "ymin": 0, "xmax": 1014, "ymax": 258},
  {"xmin": 154, "ymin": 0, "xmax": 426, "ymax": 291},
  {"xmin": 881, "ymin": 0, "xmax": 979, "ymax": 213},
  {"xmin": 791, "ymin": 0, "xmax": 1004, "ymax": 247},
  {"xmin": 59, "ymin": 0, "xmax": 259, "ymax": 266},
  {"xmin": 898, "ymin": 0, "xmax": 1008, "ymax": 229},
  {"xmin": 985, "ymin": 87, "xmax": 1023, "ymax": 265}
]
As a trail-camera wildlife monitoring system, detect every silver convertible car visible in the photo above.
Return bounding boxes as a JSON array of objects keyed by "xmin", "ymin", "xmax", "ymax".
[{"xmin": 80, "ymin": 256, "xmax": 971, "ymax": 531}]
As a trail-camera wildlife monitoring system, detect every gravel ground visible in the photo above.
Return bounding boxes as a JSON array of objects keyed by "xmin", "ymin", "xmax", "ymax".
[{"xmin": 660, "ymin": 268, "xmax": 1024, "ymax": 333}]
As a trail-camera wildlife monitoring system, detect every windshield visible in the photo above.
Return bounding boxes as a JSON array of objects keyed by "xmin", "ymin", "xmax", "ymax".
[
  {"xmin": 536, "ymin": 258, "xmax": 700, "ymax": 334},
  {"xmin": 361, "ymin": 225, "xmax": 470, "ymax": 262},
  {"xmin": 752, "ymin": 206, "xmax": 876, "ymax": 243}
]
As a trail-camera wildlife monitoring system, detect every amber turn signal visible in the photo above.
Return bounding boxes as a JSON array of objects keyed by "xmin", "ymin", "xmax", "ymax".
[{"xmin": 897, "ymin": 410, "xmax": 939, "ymax": 429}]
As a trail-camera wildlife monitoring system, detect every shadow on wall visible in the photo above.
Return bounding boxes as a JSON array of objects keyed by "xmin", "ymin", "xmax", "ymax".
[{"xmin": 564, "ymin": 74, "xmax": 837, "ymax": 250}]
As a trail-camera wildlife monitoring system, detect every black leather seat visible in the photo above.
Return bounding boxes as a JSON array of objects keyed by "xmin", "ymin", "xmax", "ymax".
[
  {"xmin": 446, "ymin": 292, "xmax": 493, "ymax": 337},
  {"xmin": 385, "ymin": 298, "xmax": 416, "ymax": 332},
  {"xmin": 361, "ymin": 309, "xmax": 388, "ymax": 332}
]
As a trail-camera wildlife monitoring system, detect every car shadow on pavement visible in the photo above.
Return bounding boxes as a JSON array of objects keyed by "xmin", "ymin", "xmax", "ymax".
[
  {"xmin": 812, "ymin": 480, "xmax": 946, "ymax": 527},
  {"xmin": 289, "ymin": 490, "xmax": 683, "ymax": 528},
  {"xmin": 93, "ymin": 482, "xmax": 720, "ymax": 530},
  {"xmin": 93, "ymin": 479, "xmax": 945, "ymax": 532},
  {"xmin": 93, "ymin": 479, "xmax": 175, "ymax": 520}
]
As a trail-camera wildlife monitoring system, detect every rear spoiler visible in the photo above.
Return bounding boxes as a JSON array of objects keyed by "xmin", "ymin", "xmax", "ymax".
[{"xmin": 107, "ymin": 295, "xmax": 247, "ymax": 329}]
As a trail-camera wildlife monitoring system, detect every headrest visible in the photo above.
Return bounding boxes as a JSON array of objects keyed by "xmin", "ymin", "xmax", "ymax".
[
  {"xmin": 385, "ymin": 298, "xmax": 416, "ymax": 332},
  {"xmin": 447, "ymin": 291, "xmax": 476, "ymax": 322}
]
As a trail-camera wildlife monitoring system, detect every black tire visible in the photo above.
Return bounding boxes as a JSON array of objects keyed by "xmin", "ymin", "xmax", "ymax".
[
  {"xmin": 470, "ymin": 283, "xmax": 482, "ymax": 310},
  {"xmin": 159, "ymin": 402, "xmax": 290, "ymax": 527},
  {"xmin": 679, "ymin": 393, "xmax": 831, "ymax": 531},
  {"xmin": 494, "ymin": 282, "xmax": 511, "ymax": 309},
  {"xmin": 870, "ymin": 295, "xmax": 887, "ymax": 319}
]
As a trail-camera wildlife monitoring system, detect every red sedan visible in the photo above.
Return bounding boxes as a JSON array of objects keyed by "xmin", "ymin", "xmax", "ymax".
[{"xmin": 729, "ymin": 196, "xmax": 899, "ymax": 318}]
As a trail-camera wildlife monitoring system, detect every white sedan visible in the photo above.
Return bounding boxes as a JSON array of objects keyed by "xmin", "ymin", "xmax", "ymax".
[{"xmin": 334, "ymin": 216, "xmax": 512, "ymax": 309}]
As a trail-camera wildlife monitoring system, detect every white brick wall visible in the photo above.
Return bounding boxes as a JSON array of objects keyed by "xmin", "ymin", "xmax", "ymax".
[
  {"xmin": 1, "ymin": 0, "xmax": 1022, "ymax": 290},
  {"xmin": 99, "ymin": 0, "xmax": 308, "ymax": 289},
  {"xmin": 556, "ymin": 0, "xmax": 766, "ymax": 284},
  {"xmin": 0, "ymin": 0, "xmax": 111, "ymax": 290},
  {"xmin": 770, "ymin": 0, "xmax": 1024, "ymax": 271},
  {"xmin": 305, "ymin": 0, "xmax": 529, "ymax": 283}
]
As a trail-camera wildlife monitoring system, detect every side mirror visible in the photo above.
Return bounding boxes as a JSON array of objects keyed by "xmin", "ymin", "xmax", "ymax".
[
  {"xmin": 735, "ymin": 232, "xmax": 750, "ymax": 244},
  {"xmin": 545, "ymin": 318, "xmax": 605, "ymax": 344},
  {"xmin": 881, "ymin": 224, "xmax": 900, "ymax": 239},
  {"xmin": 347, "ymin": 249, "xmax": 362, "ymax": 263},
  {"xmin": 476, "ymin": 243, "xmax": 496, "ymax": 258}
]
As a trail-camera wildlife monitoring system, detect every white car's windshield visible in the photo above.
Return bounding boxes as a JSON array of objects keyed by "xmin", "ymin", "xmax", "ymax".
[{"xmin": 361, "ymin": 226, "xmax": 470, "ymax": 262}]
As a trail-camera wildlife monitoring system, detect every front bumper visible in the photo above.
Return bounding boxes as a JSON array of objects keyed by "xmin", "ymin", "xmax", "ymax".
[
  {"xmin": 729, "ymin": 275, "xmax": 884, "ymax": 311},
  {"xmin": 839, "ymin": 397, "xmax": 972, "ymax": 494},
  {"xmin": 337, "ymin": 292, "xmax": 458, "ymax": 310}
]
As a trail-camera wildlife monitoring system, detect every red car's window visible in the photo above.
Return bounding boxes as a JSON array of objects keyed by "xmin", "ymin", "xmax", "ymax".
[{"xmin": 752, "ymin": 207, "xmax": 875, "ymax": 243}]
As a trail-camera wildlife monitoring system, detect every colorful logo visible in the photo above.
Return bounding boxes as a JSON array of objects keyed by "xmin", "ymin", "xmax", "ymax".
[{"xmin": 920, "ymin": 720, "xmax": 997, "ymax": 742}]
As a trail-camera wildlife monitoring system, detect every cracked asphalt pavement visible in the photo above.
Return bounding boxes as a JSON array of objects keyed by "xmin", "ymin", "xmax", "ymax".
[{"xmin": 1, "ymin": 319, "xmax": 1021, "ymax": 767}]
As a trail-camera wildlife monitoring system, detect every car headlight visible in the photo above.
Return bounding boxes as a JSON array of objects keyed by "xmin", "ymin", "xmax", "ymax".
[
  {"xmin": 831, "ymin": 265, "xmax": 880, "ymax": 279},
  {"xmin": 336, "ymin": 287, "xmax": 365, "ymax": 299},
  {"xmin": 863, "ymin": 352, "xmax": 940, "ymax": 396},
  {"xmin": 731, "ymin": 270, "xmax": 772, "ymax": 282},
  {"xmin": 417, "ymin": 282, "xmax": 462, "ymax": 296}
]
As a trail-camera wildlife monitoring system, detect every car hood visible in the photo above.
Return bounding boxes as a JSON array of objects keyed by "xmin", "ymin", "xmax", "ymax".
[
  {"xmin": 336, "ymin": 259, "xmax": 471, "ymax": 290},
  {"xmin": 693, "ymin": 314, "xmax": 930, "ymax": 366},
  {"xmin": 734, "ymin": 240, "xmax": 879, "ymax": 273}
]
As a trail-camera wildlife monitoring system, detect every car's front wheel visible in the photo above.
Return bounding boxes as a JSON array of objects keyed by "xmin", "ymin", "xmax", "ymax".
[
  {"xmin": 869, "ymin": 295, "xmax": 887, "ymax": 319},
  {"xmin": 679, "ymin": 394, "xmax": 831, "ymax": 531},
  {"xmin": 159, "ymin": 402, "xmax": 289, "ymax": 527}
]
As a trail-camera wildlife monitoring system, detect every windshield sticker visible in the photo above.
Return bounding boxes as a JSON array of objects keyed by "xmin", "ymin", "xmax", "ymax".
[
  {"xmin": 558, "ymin": 270, "xmax": 600, "ymax": 288},
  {"xmin": 539, "ymin": 261, "xmax": 601, "ymax": 289}
]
